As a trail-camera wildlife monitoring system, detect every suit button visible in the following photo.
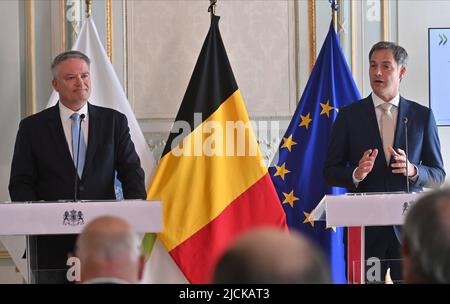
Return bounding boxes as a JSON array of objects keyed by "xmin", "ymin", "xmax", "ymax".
[{"xmin": 79, "ymin": 185, "xmax": 85, "ymax": 191}]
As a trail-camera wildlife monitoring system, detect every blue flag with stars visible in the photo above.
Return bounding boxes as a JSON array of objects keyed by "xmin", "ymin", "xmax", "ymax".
[{"xmin": 269, "ymin": 22, "xmax": 361, "ymax": 283}]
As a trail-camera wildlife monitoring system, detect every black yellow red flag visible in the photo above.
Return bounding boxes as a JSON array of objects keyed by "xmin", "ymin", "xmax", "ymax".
[{"xmin": 148, "ymin": 15, "xmax": 287, "ymax": 283}]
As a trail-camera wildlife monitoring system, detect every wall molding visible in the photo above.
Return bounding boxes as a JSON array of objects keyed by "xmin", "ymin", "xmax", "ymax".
[
  {"xmin": 127, "ymin": 1, "xmax": 297, "ymax": 120},
  {"xmin": 106, "ymin": 0, "xmax": 113, "ymax": 62},
  {"xmin": 309, "ymin": 0, "xmax": 316, "ymax": 72},
  {"xmin": 0, "ymin": 251, "xmax": 10, "ymax": 260},
  {"xmin": 26, "ymin": 0, "xmax": 36, "ymax": 115},
  {"xmin": 382, "ymin": 0, "xmax": 389, "ymax": 41}
]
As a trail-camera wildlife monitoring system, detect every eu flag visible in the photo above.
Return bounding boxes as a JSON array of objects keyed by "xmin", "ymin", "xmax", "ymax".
[{"xmin": 269, "ymin": 22, "xmax": 361, "ymax": 283}]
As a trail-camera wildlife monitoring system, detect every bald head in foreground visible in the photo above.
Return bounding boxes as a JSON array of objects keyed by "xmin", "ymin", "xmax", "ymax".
[
  {"xmin": 212, "ymin": 228, "xmax": 331, "ymax": 284},
  {"xmin": 402, "ymin": 189, "xmax": 450, "ymax": 283},
  {"xmin": 75, "ymin": 216, "xmax": 145, "ymax": 284}
]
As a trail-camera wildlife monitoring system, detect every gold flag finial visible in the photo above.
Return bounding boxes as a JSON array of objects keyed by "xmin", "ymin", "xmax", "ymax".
[
  {"xmin": 85, "ymin": 0, "xmax": 92, "ymax": 18},
  {"xmin": 329, "ymin": 0, "xmax": 339, "ymax": 32}
]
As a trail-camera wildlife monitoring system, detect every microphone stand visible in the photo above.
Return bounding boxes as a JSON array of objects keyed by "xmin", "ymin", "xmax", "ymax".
[{"xmin": 403, "ymin": 117, "xmax": 409, "ymax": 193}]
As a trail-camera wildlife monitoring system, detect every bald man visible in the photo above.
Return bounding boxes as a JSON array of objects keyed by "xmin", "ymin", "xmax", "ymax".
[
  {"xmin": 75, "ymin": 216, "xmax": 145, "ymax": 284},
  {"xmin": 212, "ymin": 228, "xmax": 331, "ymax": 284},
  {"xmin": 402, "ymin": 189, "xmax": 450, "ymax": 283}
]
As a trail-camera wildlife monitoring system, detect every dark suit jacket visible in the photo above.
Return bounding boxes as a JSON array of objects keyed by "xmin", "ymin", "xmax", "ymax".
[
  {"xmin": 323, "ymin": 95, "xmax": 445, "ymax": 251},
  {"xmin": 9, "ymin": 102, "xmax": 146, "ymax": 201},
  {"xmin": 324, "ymin": 95, "xmax": 445, "ymax": 193},
  {"xmin": 8, "ymin": 102, "xmax": 146, "ymax": 281}
]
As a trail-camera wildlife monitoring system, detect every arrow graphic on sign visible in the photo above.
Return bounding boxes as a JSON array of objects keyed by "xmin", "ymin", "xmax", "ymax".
[{"xmin": 439, "ymin": 33, "xmax": 448, "ymax": 46}]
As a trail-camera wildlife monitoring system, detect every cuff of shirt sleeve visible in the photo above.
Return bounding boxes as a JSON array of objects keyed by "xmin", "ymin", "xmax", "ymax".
[
  {"xmin": 352, "ymin": 167, "xmax": 363, "ymax": 187},
  {"xmin": 409, "ymin": 164, "xmax": 419, "ymax": 183}
]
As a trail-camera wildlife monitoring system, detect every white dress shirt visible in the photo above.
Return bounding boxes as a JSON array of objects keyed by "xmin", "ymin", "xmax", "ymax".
[
  {"xmin": 372, "ymin": 93, "xmax": 399, "ymax": 136},
  {"xmin": 59, "ymin": 102, "xmax": 89, "ymax": 158}
]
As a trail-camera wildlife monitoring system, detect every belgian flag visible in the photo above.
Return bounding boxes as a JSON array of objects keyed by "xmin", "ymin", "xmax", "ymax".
[{"xmin": 148, "ymin": 15, "xmax": 287, "ymax": 283}]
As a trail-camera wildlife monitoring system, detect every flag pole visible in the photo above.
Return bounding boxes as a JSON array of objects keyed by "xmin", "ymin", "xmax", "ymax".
[
  {"xmin": 330, "ymin": 0, "xmax": 338, "ymax": 32},
  {"xmin": 85, "ymin": 0, "xmax": 92, "ymax": 19},
  {"xmin": 208, "ymin": 0, "xmax": 217, "ymax": 19}
]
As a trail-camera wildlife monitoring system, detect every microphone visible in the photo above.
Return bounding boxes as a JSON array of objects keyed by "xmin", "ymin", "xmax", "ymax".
[
  {"xmin": 73, "ymin": 113, "xmax": 85, "ymax": 202},
  {"xmin": 403, "ymin": 117, "xmax": 409, "ymax": 193}
]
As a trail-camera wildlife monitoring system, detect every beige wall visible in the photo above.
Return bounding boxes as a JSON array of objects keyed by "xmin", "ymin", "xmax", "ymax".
[
  {"xmin": 127, "ymin": 0, "xmax": 297, "ymax": 121},
  {"xmin": 0, "ymin": 0, "xmax": 21, "ymax": 202},
  {"xmin": 0, "ymin": 0, "xmax": 25, "ymax": 283}
]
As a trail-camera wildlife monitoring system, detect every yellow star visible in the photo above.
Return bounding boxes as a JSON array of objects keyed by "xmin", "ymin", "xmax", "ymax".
[
  {"xmin": 274, "ymin": 162, "xmax": 291, "ymax": 180},
  {"xmin": 320, "ymin": 100, "xmax": 334, "ymax": 117},
  {"xmin": 280, "ymin": 135, "xmax": 297, "ymax": 152},
  {"xmin": 299, "ymin": 113, "xmax": 312, "ymax": 129},
  {"xmin": 326, "ymin": 226, "xmax": 337, "ymax": 232},
  {"xmin": 282, "ymin": 190, "xmax": 299, "ymax": 208},
  {"xmin": 303, "ymin": 211, "xmax": 315, "ymax": 227}
]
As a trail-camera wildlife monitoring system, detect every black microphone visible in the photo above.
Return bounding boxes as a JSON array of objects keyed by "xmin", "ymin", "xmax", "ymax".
[
  {"xmin": 73, "ymin": 113, "xmax": 86, "ymax": 202},
  {"xmin": 403, "ymin": 117, "xmax": 409, "ymax": 193}
]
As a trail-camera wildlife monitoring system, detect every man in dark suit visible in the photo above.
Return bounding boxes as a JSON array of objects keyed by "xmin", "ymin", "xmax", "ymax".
[
  {"xmin": 9, "ymin": 50, "xmax": 146, "ymax": 283},
  {"xmin": 324, "ymin": 41, "xmax": 445, "ymax": 283}
]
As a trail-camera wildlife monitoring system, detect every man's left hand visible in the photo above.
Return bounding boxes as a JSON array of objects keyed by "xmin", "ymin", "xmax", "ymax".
[{"xmin": 389, "ymin": 147, "xmax": 417, "ymax": 177}]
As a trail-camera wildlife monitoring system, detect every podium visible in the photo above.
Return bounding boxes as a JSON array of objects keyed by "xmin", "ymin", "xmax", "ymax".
[
  {"xmin": 310, "ymin": 192, "xmax": 424, "ymax": 284},
  {"xmin": 0, "ymin": 200, "xmax": 162, "ymax": 283}
]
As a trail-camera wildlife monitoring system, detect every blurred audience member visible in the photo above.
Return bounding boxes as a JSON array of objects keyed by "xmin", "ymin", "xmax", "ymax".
[
  {"xmin": 75, "ymin": 216, "xmax": 145, "ymax": 284},
  {"xmin": 402, "ymin": 189, "xmax": 450, "ymax": 283},
  {"xmin": 212, "ymin": 228, "xmax": 331, "ymax": 284}
]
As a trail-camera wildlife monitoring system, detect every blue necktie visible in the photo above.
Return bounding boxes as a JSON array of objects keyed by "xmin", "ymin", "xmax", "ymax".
[{"xmin": 71, "ymin": 113, "xmax": 86, "ymax": 178}]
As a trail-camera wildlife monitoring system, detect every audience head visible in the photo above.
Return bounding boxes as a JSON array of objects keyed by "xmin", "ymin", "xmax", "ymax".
[
  {"xmin": 402, "ymin": 189, "xmax": 450, "ymax": 283},
  {"xmin": 212, "ymin": 228, "xmax": 331, "ymax": 284},
  {"xmin": 75, "ymin": 216, "xmax": 144, "ymax": 284}
]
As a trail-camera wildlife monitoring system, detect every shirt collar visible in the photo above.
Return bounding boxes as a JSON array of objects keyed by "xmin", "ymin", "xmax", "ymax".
[
  {"xmin": 59, "ymin": 101, "xmax": 89, "ymax": 121},
  {"xmin": 371, "ymin": 92, "xmax": 400, "ymax": 108}
]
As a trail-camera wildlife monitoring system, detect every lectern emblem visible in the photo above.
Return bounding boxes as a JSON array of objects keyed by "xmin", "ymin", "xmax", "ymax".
[
  {"xmin": 402, "ymin": 202, "xmax": 410, "ymax": 215},
  {"xmin": 63, "ymin": 210, "xmax": 85, "ymax": 226}
]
